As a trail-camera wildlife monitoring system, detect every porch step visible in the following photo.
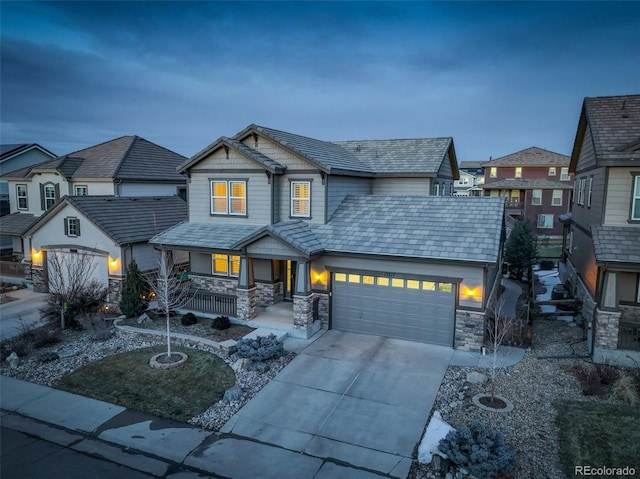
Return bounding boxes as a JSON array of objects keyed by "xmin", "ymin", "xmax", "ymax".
[
  {"xmin": 263, "ymin": 303, "xmax": 294, "ymax": 317},
  {"xmin": 242, "ymin": 327, "xmax": 288, "ymax": 343}
]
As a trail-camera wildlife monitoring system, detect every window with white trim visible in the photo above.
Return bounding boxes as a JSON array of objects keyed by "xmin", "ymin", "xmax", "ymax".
[
  {"xmin": 548, "ymin": 167, "xmax": 556, "ymax": 176},
  {"xmin": 44, "ymin": 184, "xmax": 56, "ymax": 210},
  {"xmin": 560, "ymin": 167, "xmax": 570, "ymax": 181},
  {"xmin": 551, "ymin": 189, "xmax": 563, "ymax": 206},
  {"xmin": 632, "ymin": 175, "xmax": 640, "ymax": 221},
  {"xmin": 16, "ymin": 184, "xmax": 28, "ymax": 210},
  {"xmin": 64, "ymin": 217, "xmax": 80, "ymax": 237},
  {"xmin": 210, "ymin": 180, "xmax": 246, "ymax": 215},
  {"xmin": 74, "ymin": 185, "xmax": 88, "ymax": 196},
  {"xmin": 515, "ymin": 167, "xmax": 522, "ymax": 178},
  {"xmin": 537, "ymin": 214, "xmax": 554, "ymax": 229},
  {"xmin": 577, "ymin": 178, "xmax": 585, "ymax": 205},
  {"xmin": 290, "ymin": 181, "xmax": 311, "ymax": 217},
  {"xmin": 587, "ymin": 177, "xmax": 593, "ymax": 208},
  {"xmin": 211, "ymin": 254, "xmax": 240, "ymax": 276},
  {"xmin": 532, "ymin": 189, "xmax": 542, "ymax": 205},
  {"xmin": 490, "ymin": 167, "xmax": 497, "ymax": 178},
  {"xmin": 433, "ymin": 183, "xmax": 440, "ymax": 196}
]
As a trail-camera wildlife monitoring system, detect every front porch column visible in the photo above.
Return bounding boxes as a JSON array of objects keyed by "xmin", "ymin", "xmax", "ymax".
[
  {"xmin": 292, "ymin": 261, "xmax": 317, "ymax": 337},
  {"xmin": 237, "ymin": 257, "xmax": 256, "ymax": 320}
]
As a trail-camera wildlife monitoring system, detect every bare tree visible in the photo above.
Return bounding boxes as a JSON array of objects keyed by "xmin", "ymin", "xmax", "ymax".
[
  {"xmin": 146, "ymin": 249, "xmax": 194, "ymax": 359},
  {"xmin": 485, "ymin": 297, "xmax": 518, "ymax": 402},
  {"xmin": 45, "ymin": 250, "xmax": 107, "ymax": 329}
]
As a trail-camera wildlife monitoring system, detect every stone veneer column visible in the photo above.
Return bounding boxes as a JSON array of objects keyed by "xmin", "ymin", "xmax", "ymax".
[
  {"xmin": 108, "ymin": 278, "xmax": 124, "ymax": 305},
  {"xmin": 293, "ymin": 294, "xmax": 314, "ymax": 331},
  {"xmin": 31, "ymin": 267, "xmax": 48, "ymax": 293},
  {"xmin": 594, "ymin": 309, "xmax": 622, "ymax": 350},
  {"xmin": 454, "ymin": 310, "xmax": 485, "ymax": 351},
  {"xmin": 236, "ymin": 287, "xmax": 257, "ymax": 320},
  {"xmin": 316, "ymin": 293, "xmax": 330, "ymax": 329}
]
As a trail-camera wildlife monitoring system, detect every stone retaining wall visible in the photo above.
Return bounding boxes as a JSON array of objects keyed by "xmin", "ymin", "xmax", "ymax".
[{"xmin": 190, "ymin": 275, "xmax": 237, "ymax": 295}]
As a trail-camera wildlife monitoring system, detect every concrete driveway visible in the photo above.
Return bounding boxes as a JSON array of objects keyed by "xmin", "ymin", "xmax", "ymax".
[
  {"xmin": 0, "ymin": 289, "xmax": 49, "ymax": 340},
  {"xmin": 221, "ymin": 330, "xmax": 453, "ymax": 478}
]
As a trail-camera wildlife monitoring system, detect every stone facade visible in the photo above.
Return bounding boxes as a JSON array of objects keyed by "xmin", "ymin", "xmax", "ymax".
[
  {"xmin": 293, "ymin": 294, "xmax": 314, "ymax": 331},
  {"xmin": 572, "ymin": 275, "xmax": 597, "ymax": 327},
  {"xmin": 31, "ymin": 266, "xmax": 47, "ymax": 293},
  {"xmin": 190, "ymin": 274, "xmax": 237, "ymax": 295},
  {"xmin": 108, "ymin": 278, "xmax": 123, "ymax": 305},
  {"xmin": 594, "ymin": 309, "xmax": 621, "ymax": 350},
  {"xmin": 236, "ymin": 287, "xmax": 257, "ymax": 321},
  {"xmin": 255, "ymin": 281, "xmax": 283, "ymax": 308},
  {"xmin": 315, "ymin": 293, "xmax": 330, "ymax": 329},
  {"xmin": 454, "ymin": 309, "xmax": 485, "ymax": 351}
]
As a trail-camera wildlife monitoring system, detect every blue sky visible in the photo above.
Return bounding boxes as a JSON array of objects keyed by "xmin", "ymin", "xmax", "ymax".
[{"xmin": 1, "ymin": 1, "xmax": 639, "ymax": 162}]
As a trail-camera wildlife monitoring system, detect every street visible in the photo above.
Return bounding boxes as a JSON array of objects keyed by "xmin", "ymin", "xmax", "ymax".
[{"xmin": 0, "ymin": 289, "xmax": 49, "ymax": 340}]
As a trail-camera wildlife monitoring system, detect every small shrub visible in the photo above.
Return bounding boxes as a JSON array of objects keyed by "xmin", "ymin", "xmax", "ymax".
[
  {"xmin": 33, "ymin": 327, "xmax": 62, "ymax": 348},
  {"xmin": 539, "ymin": 260, "xmax": 555, "ymax": 270},
  {"xmin": 212, "ymin": 316, "xmax": 230, "ymax": 330},
  {"xmin": 232, "ymin": 334, "xmax": 284, "ymax": 361},
  {"xmin": 181, "ymin": 312, "xmax": 198, "ymax": 326},
  {"xmin": 75, "ymin": 313, "xmax": 114, "ymax": 341},
  {"xmin": 438, "ymin": 422, "xmax": 517, "ymax": 479},
  {"xmin": 611, "ymin": 373, "xmax": 639, "ymax": 405},
  {"xmin": 572, "ymin": 362, "xmax": 620, "ymax": 396}
]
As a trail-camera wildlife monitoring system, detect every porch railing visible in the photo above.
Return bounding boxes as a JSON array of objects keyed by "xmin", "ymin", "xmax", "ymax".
[
  {"xmin": 0, "ymin": 260, "xmax": 24, "ymax": 278},
  {"xmin": 185, "ymin": 289, "xmax": 237, "ymax": 317},
  {"xmin": 618, "ymin": 320, "xmax": 640, "ymax": 352}
]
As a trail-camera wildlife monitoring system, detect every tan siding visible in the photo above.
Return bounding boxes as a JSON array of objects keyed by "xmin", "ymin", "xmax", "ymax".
[
  {"xmin": 188, "ymin": 171, "xmax": 270, "ymax": 225},
  {"xmin": 243, "ymin": 137, "xmax": 314, "ymax": 169},
  {"xmin": 371, "ymin": 178, "xmax": 430, "ymax": 195},
  {"xmin": 604, "ymin": 167, "xmax": 636, "ymax": 226},
  {"xmin": 191, "ymin": 148, "xmax": 257, "ymax": 170},
  {"xmin": 278, "ymin": 173, "xmax": 326, "ymax": 224}
]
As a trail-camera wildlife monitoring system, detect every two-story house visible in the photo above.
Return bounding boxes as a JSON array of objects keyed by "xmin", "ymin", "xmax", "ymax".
[
  {"xmin": 482, "ymin": 147, "xmax": 572, "ymax": 247},
  {"xmin": 0, "ymin": 136, "xmax": 188, "ymax": 301},
  {"xmin": 562, "ymin": 94, "xmax": 640, "ymax": 367},
  {"xmin": 455, "ymin": 160, "xmax": 485, "ymax": 196},
  {"xmin": 151, "ymin": 125, "xmax": 506, "ymax": 352}
]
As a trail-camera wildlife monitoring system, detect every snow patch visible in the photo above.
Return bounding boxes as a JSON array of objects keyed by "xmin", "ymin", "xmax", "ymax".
[{"xmin": 418, "ymin": 411, "xmax": 455, "ymax": 464}]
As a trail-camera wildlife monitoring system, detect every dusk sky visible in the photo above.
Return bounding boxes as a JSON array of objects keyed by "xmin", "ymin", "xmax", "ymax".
[{"xmin": 1, "ymin": 1, "xmax": 639, "ymax": 162}]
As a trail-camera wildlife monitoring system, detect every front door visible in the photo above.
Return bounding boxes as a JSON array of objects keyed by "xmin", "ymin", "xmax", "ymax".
[{"xmin": 284, "ymin": 260, "xmax": 297, "ymax": 300}]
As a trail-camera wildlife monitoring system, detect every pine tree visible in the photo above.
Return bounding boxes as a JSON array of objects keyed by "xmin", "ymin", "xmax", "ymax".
[
  {"xmin": 119, "ymin": 259, "xmax": 147, "ymax": 317},
  {"xmin": 504, "ymin": 218, "xmax": 539, "ymax": 281}
]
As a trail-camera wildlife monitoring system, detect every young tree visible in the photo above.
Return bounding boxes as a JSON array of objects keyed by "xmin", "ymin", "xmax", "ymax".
[
  {"xmin": 485, "ymin": 297, "xmax": 518, "ymax": 403},
  {"xmin": 146, "ymin": 250, "xmax": 193, "ymax": 359},
  {"xmin": 504, "ymin": 217, "xmax": 539, "ymax": 281},
  {"xmin": 45, "ymin": 250, "xmax": 107, "ymax": 329},
  {"xmin": 119, "ymin": 259, "xmax": 147, "ymax": 317}
]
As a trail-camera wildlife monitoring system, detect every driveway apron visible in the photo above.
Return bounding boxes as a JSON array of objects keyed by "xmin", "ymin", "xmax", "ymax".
[{"xmin": 220, "ymin": 330, "xmax": 453, "ymax": 478}]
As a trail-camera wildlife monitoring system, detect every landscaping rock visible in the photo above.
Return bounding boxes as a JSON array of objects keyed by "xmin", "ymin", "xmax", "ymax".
[
  {"xmin": 231, "ymin": 358, "xmax": 251, "ymax": 371},
  {"xmin": 247, "ymin": 360, "xmax": 270, "ymax": 373},
  {"xmin": 57, "ymin": 349, "xmax": 75, "ymax": 359},
  {"xmin": 7, "ymin": 352, "xmax": 19, "ymax": 369},
  {"xmin": 137, "ymin": 313, "xmax": 151, "ymax": 324},
  {"xmin": 223, "ymin": 384, "xmax": 243, "ymax": 402},
  {"xmin": 466, "ymin": 371, "xmax": 488, "ymax": 385},
  {"xmin": 38, "ymin": 351, "xmax": 59, "ymax": 363}
]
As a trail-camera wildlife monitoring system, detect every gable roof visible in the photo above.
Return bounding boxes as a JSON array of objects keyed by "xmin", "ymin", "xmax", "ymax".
[
  {"xmin": 151, "ymin": 222, "xmax": 261, "ymax": 251},
  {"xmin": 27, "ymin": 195, "xmax": 187, "ymax": 245},
  {"xmin": 333, "ymin": 138, "xmax": 458, "ymax": 177},
  {"xmin": 233, "ymin": 221, "xmax": 324, "ymax": 257},
  {"xmin": 1, "ymin": 143, "xmax": 56, "ymax": 160},
  {"xmin": 459, "ymin": 161, "xmax": 485, "ymax": 170},
  {"xmin": 482, "ymin": 147, "xmax": 569, "ymax": 168},
  {"xmin": 0, "ymin": 212, "xmax": 38, "ymax": 236},
  {"xmin": 3, "ymin": 136, "xmax": 186, "ymax": 182},
  {"xmin": 570, "ymin": 94, "xmax": 640, "ymax": 171},
  {"xmin": 591, "ymin": 225, "xmax": 640, "ymax": 265}
]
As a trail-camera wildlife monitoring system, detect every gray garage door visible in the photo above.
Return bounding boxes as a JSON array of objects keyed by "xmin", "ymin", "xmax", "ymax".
[{"xmin": 331, "ymin": 272, "xmax": 456, "ymax": 346}]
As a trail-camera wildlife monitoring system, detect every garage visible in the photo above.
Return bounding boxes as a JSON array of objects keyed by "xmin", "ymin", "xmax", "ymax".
[
  {"xmin": 46, "ymin": 249, "xmax": 109, "ymax": 292},
  {"xmin": 331, "ymin": 271, "xmax": 456, "ymax": 346}
]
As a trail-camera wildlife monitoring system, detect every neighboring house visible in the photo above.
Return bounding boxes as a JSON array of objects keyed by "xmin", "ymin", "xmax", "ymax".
[
  {"xmin": 25, "ymin": 195, "xmax": 187, "ymax": 302},
  {"xmin": 561, "ymin": 94, "xmax": 640, "ymax": 367},
  {"xmin": 482, "ymin": 147, "xmax": 572, "ymax": 243},
  {"xmin": 453, "ymin": 170, "xmax": 481, "ymax": 196},
  {"xmin": 0, "ymin": 135, "xmax": 186, "ymax": 258},
  {"xmin": 459, "ymin": 161, "xmax": 485, "ymax": 185},
  {"xmin": 151, "ymin": 124, "xmax": 505, "ymax": 351},
  {"xmin": 0, "ymin": 144, "xmax": 57, "ymax": 251}
]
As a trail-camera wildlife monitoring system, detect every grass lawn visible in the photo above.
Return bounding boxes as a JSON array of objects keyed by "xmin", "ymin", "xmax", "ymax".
[
  {"xmin": 555, "ymin": 400, "xmax": 640, "ymax": 477},
  {"xmin": 56, "ymin": 346, "xmax": 235, "ymax": 422}
]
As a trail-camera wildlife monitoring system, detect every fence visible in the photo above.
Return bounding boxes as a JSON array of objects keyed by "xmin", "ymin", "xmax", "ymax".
[
  {"xmin": 618, "ymin": 320, "xmax": 640, "ymax": 352},
  {"xmin": 185, "ymin": 289, "xmax": 237, "ymax": 317}
]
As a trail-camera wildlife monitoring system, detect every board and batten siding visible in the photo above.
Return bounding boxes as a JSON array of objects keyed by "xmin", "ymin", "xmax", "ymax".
[
  {"xmin": 327, "ymin": 176, "xmax": 371, "ymax": 219},
  {"xmin": 278, "ymin": 172, "xmax": 326, "ymax": 224},
  {"xmin": 188, "ymin": 171, "xmax": 270, "ymax": 225},
  {"xmin": 371, "ymin": 177, "xmax": 431, "ymax": 196},
  {"xmin": 437, "ymin": 152, "xmax": 454, "ymax": 179},
  {"xmin": 604, "ymin": 167, "xmax": 638, "ymax": 226}
]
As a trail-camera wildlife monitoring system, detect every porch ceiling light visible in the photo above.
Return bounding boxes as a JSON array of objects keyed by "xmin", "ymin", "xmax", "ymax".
[
  {"xmin": 466, "ymin": 288, "xmax": 476, "ymax": 297},
  {"xmin": 109, "ymin": 257, "xmax": 119, "ymax": 267}
]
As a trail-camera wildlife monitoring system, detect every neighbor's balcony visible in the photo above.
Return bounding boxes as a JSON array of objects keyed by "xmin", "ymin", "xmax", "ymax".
[{"xmin": 505, "ymin": 200, "xmax": 524, "ymax": 214}]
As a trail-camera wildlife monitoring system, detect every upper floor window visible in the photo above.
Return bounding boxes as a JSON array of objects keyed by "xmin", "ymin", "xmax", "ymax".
[
  {"xmin": 532, "ymin": 189, "xmax": 542, "ymax": 205},
  {"xmin": 490, "ymin": 167, "xmax": 497, "ymax": 178},
  {"xmin": 548, "ymin": 167, "xmax": 556, "ymax": 176},
  {"xmin": 560, "ymin": 167, "xmax": 570, "ymax": 181},
  {"xmin": 537, "ymin": 214, "xmax": 554, "ymax": 229},
  {"xmin": 587, "ymin": 177, "xmax": 593, "ymax": 208},
  {"xmin": 16, "ymin": 184, "xmax": 28, "ymax": 210},
  {"xmin": 210, "ymin": 180, "xmax": 246, "ymax": 216},
  {"xmin": 64, "ymin": 217, "xmax": 80, "ymax": 237},
  {"xmin": 577, "ymin": 178, "xmax": 585, "ymax": 205},
  {"xmin": 632, "ymin": 175, "xmax": 640, "ymax": 221},
  {"xmin": 40, "ymin": 183, "xmax": 59, "ymax": 210},
  {"xmin": 212, "ymin": 253, "xmax": 240, "ymax": 276},
  {"xmin": 515, "ymin": 167, "xmax": 522, "ymax": 178},
  {"xmin": 291, "ymin": 181, "xmax": 311, "ymax": 217},
  {"xmin": 74, "ymin": 185, "xmax": 88, "ymax": 196},
  {"xmin": 433, "ymin": 183, "xmax": 440, "ymax": 196},
  {"xmin": 551, "ymin": 189, "xmax": 563, "ymax": 206}
]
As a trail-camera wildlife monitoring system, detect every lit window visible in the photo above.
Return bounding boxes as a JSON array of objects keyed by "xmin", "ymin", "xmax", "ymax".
[
  {"xmin": 377, "ymin": 277, "xmax": 389, "ymax": 286},
  {"xmin": 391, "ymin": 278, "xmax": 404, "ymax": 287},
  {"xmin": 422, "ymin": 281, "xmax": 436, "ymax": 291},
  {"xmin": 490, "ymin": 167, "xmax": 497, "ymax": 178},
  {"xmin": 64, "ymin": 217, "xmax": 80, "ymax": 237},
  {"xmin": 362, "ymin": 275, "xmax": 375, "ymax": 285},
  {"xmin": 291, "ymin": 181, "xmax": 311, "ymax": 217},
  {"xmin": 210, "ymin": 180, "xmax": 246, "ymax": 215},
  {"xmin": 212, "ymin": 254, "xmax": 240, "ymax": 276},
  {"xmin": 537, "ymin": 214, "xmax": 554, "ymax": 229},
  {"xmin": 551, "ymin": 189, "xmax": 562, "ymax": 206},
  {"xmin": 335, "ymin": 273, "xmax": 347, "ymax": 282},
  {"xmin": 406, "ymin": 279, "xmax": 420, "ymax": 289},
  {"xmin": 348, "ymin": 274, "xmax": 360, "ymax": 283},
  {"xmin": 532, "ymin": 189, "xmax": 542, "ymax": 205},
  {"xmin": 548, "ymin": 167, "xmax": 556, "ymax": 176},
  {"xmin": 632, "ymin": 176, "xmax": 640, "ymax": 221},
  {"xmin": 560, "ymin": 167, "xmax": 570, "ymax": 181},
  {"xmin": 515, "ymin": 167, "xmax": 522, "ymax": 178},
  {"xmin": 75, "ymin": 185, "xmax": 88, "ymax": 196},
  {"xmin": 16, "ymin": 184, "xmax": 28, "ymax": 210},
  {"xmin": 439, "ymin": 283, "xmax": 453, "ymax": 293}
]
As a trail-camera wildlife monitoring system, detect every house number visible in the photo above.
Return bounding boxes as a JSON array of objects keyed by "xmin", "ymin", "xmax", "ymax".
[{"xmin": 381, "ymin": 272, "xmax": 395, "ymax": 277}]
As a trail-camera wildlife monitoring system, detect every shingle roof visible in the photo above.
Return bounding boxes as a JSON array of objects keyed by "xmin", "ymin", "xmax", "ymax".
[
  {"xmin": 28, "ymin": 196, "xmax": 187, "ymax": 245},
  {"xmin": 312, "ymin": 196, "xmax": 504, "ymax": 263},
  {"xmin": 459, "ymin": 161, "xmax": 485, "ymax": 170},
  {"xmin": 1, "ymin": 144, "xmax": 28, "ymax": 157},
  {"xmin": 233, "ymin": 221, "xmax": 324, "ymax": 256},
  {"xmin": 583, "ymin": 95, "xmax": 640, "ymax": 161},
  {"xmin": 591, "ymin": 225, "xmax": 640, "ymax": 264},
  {"xmin": 150, "ymin": 222, "xmax": 261, "ymax": 250},
  {"xmin": 0, "ymin": 213, "xmax": 38, "ymax": 236},
  {"xmin": 332, "ymin": 138, "xmax": 454, "ymax": 175},
  {"xmin": 482, "ymin": 178, "xmax": 574, "ymax": 190},
  {"xmin": 5, "ymin": 136, "xmax": 186, "ymax": 181},
  {"xmin": 482, "ymin": 147, "xmax": 569, "ymax": 167}
]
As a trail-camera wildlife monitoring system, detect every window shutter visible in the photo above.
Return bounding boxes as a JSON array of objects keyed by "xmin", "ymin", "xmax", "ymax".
[
  {"xmin": 54, "ymin": 183, "xmax": 60, "ymax": 200},
  {"xmin": 64, "ymin": 218, "xmax": 69, "ymax": 236},
  {"xmin": 40, "ymin": 184, "xmax": 45, "ymax": 210},
  {"xmin": 76, "ymin": 219, "xmax": 81, "ymax": 237}
]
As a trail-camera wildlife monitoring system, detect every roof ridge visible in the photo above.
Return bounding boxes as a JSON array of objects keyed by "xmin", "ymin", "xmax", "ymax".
[{"xmin": 112, "ymin": 136, "xmax": 139, "ymax": 179}]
